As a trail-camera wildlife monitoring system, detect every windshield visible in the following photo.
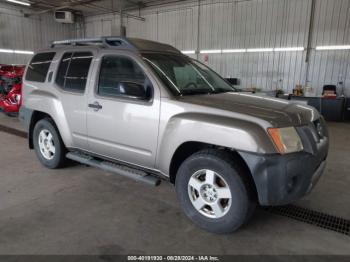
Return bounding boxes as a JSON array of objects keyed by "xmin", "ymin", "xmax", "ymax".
[{"xmin": 142, "ymin": 53, "xmax": 236, "ymax": 96}]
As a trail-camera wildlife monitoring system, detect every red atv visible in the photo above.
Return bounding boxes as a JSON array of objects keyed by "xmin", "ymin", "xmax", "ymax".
[{"xmin": 0, "ymin": 65, "xmax": 25, "ymax": 116}]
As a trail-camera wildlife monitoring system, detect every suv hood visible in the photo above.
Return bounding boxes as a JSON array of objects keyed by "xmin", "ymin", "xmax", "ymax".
[{"xmin": 178, "ymin": 92, "xmax": 319, "ymax": 127}]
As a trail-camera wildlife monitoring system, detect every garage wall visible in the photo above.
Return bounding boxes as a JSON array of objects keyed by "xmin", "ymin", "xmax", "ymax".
[
  {"xmin": 0, "ymin": 3, "xmax": 76, "ymax": 65},
  {"xmin": 308, "ymin": 0, "xmax": 350, "ymax": 96},
  {"xmin": 83, "ymin": 0, "xmax": 350, "ymax": 96}
]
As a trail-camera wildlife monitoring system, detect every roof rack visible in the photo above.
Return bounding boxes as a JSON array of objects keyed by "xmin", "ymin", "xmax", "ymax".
[
  {"xmin": 50, "ymin": 37, "xmax": 137, "ymax": 50},
  {"xmin": 50, "ymin": 36, "xmax": 182, "ymax": 55}
]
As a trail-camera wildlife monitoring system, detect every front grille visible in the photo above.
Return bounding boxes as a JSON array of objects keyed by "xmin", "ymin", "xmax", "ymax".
[
  {"xmin": 296, "ymin": 125, "xmax": 319, "ymax": 154},
  {"xmin": 265, "ymin": 205, "xmax": 350, "ymax": 236}
]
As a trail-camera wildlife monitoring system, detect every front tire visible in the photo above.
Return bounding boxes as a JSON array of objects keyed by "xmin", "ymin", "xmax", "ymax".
[
  {"xmin": 33, "ymin": 118, "xmax": 67, "ymax": 169},
  {"xmin": 175, "ymin": 149, "xmax": 256, "ymax": 234}
]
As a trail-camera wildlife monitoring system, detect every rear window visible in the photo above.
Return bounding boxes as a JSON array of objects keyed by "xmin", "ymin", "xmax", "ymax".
[{"xmin": 25, "ymin": 52, "xmax": 56, "ymax": 82}]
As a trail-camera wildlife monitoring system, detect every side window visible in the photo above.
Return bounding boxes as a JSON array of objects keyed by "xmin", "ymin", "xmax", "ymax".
[
  {"xmin": 65, "ymin": 52, "xmax": 93, "ymax": 92},
  {"xmin": 56, "ymin": 52, "xmax": 72, "ymax": 88},
  {"xmin": 25, "ymin": 52, "xmax": 56, "ymax": 82},
  {"xmin": 98, "ymin": 56, "xmax": 152, "ymax": 100},
  {"xmin": 55, "ymin": 52, "xmax": 93, "ymax": 92}
]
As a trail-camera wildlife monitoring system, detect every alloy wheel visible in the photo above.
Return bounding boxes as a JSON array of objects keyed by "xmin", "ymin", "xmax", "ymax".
[
  {"xmin": 38, "ymin": 129, "xmax": 56, "ymax": 160},
  {"xmin": 188, "ymin": 169, "xmax": 232, "ymax": 219}
]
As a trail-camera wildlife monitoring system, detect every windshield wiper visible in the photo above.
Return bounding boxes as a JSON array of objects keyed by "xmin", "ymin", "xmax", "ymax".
[
  {"xmin": 180, "ymin": 89, "xmax": 235, "ymax": 96},
  {"xmin": 210, "ymin": 88, "xmax": 235, "ymax": 94},
  {"xmin": 180, "ymin": 89, "xmax": 213, "ymax": 96}
]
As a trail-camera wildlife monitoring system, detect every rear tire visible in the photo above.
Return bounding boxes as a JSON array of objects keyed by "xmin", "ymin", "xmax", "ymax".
[
  {"xmin": 175, "ymin": 149, "xmax": 256, "ymax": 234},
  {"xmin": 33, "ymin": 118, "xmax": 67, "ymax": 169},
  {"xmin": 5, "ymin": 112, "xmax": 18, "ymax": 117}
]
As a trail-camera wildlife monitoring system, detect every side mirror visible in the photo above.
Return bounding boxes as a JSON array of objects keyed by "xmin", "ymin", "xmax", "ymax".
[{"xmin": 118, "ymin": 81, "xmax": 151, "ymax": 100}]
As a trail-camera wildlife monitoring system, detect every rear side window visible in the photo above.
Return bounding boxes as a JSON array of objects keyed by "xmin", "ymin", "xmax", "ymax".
[
  {"xmin": 55, "ymin": 52, "xmax": 72, "ymax": 88},
  {"xmin": 55, "ymin": 52, "xmax": 93, "ymax": 92},
  {"xmin": 26, "ymin": 52, "xmax": 56, "ymax": 82}
]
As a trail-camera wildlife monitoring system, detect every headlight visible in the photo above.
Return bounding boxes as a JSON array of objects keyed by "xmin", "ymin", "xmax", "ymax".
[
  {"xmin": 14, "ymin": 94, "xmax": 21, "ymax": 102},
  {"xmin": 268, "ymin": 127, "xmax": 303, "ymax": 154}
]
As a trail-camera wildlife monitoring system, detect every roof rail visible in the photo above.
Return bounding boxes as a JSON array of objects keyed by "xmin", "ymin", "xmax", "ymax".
[
  {"xmin": 50, "ymin": 37, "xmax": 137, "ymax": 50},
  {"xmin": 50, "ymin": 37, "xmax": 182, "ymax": 55}
]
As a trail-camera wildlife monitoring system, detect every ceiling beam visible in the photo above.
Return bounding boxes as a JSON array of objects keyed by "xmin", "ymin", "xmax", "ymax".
[
  {"xmin": 122, "ymin": 0, "xmax": 189, "ymax": 11},
  {"xmin": 23, "ymin": 0, "xmax": 145, "ymax": 21},
  {"xmin": 124, "ymin": 0, "xmax": 145, "ymax": 7},
  {"xmin": 31, "ymin": 1, "xmax": 61, "ymax": 9},
  {"xmin": 24, "ymin": 0, "xmax": 103, "ymax": 16},
  {"xmin": 83, "ymin": 2, "xmax": 145, "ymax": 21}
]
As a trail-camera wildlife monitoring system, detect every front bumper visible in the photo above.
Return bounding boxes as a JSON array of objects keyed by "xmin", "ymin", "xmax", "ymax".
[
  {"xmin": 0, "ymin": 98, "xmax": 20, "ymax": 113},
  {"xmin": 239, "ymin": 135, "xmax": 329, "ymax": 206}
]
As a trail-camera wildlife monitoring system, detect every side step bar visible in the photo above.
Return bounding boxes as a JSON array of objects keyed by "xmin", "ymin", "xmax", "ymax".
[{"xmin": 66, "ymin": 152, "xmax": 161, "ymax": 187}]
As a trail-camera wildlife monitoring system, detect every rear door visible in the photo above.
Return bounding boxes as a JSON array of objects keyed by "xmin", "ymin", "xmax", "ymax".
[
  {"xmin": 86, "ymin": 51, "xmax": 161, "ymax": 168},
  {"xmin": 52, "ymin": 51, "xmax": 94, "ymax": 150}
]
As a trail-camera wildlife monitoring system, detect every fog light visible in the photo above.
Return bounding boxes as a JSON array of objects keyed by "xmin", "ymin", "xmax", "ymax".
[{"xmin": 287, "ymin": 176, "xmax": 297, "ymax": 193}]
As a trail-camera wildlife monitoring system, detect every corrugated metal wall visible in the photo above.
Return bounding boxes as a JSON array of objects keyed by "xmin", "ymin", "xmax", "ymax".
[
  {"xmin": 308, "ymin": 0, "xmax": 350, "ymax": 96},
  {"xmin": 84, "ymin": 13, "xmax": 120, "ymax": 37},
  {"xmin": 195, "ymin": 0, "xmax": 311, "ymax": 93},
  {"xmin": 65, "ymin": 0, "xmax": 350, "ymax": 96},
  {"xmin": 0, "ymin": 3, "xmax": 76, "ymax": 65}
]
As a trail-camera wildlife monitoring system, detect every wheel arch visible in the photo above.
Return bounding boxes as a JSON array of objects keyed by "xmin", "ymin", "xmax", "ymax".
[
  {"xmin": 29, "ymin": 111, "xmax": 61, "ymax": 149},
  {"xmin": 23, "ymin": 89, "xmax": 73, "ymax": 150},
  {"xmin": 169, "ymin": 142, "xmax": 258, "ymax": 200},
  {"xmin": 156, "ymin": 112, "xmax": 276, "ymax": 177}
]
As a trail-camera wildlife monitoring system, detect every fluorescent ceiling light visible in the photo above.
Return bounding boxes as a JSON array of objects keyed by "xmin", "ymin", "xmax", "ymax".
[
  {"xmin": 181, "ymin": 50, "xmax": 196, "ymax": 54},
  {"xmin": 316, "ymin": 45, "xmax": 350, "ymax": 51},
  {"xmin": 6, "ymin": 0, "xmax": 31, "ymax": 6},
  {"xmin": 0, "ymin": 48, "xmax": 33, "ymax": 55},
  {"xmin": 274, "ymin": 47, "xmax": 304, "ymax": 52},
  {"xmin": 14, "ymin": 50, "xmax": 34, "ymax": 55},
  {"xmin": 222, "ymin": 49, "xmax": 246, "ymax": 53},
  {"xmin": 247, "ymin": 48, "xmax": 274, "ymax": 53},
  {"xmin": 0, "ymin": 49, "xmax": 14, "ymax": 54},
  {"xmin": 194, "ymin": 46, "xmax": 307, "ymax": 54},
  {"xmin": 200, "ymin": 50, "xmax": 222, "ymax": 54}
]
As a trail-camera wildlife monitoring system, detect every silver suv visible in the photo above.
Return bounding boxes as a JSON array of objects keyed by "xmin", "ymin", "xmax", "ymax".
[{"xmin": 20, "ymin": 37, "xmax": 329, "ymax": 234}]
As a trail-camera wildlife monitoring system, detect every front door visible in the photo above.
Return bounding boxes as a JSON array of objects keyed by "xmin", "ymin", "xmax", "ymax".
[{"xmin": 86, "ymin": 52, "xmax": 160, "ymax": 168}]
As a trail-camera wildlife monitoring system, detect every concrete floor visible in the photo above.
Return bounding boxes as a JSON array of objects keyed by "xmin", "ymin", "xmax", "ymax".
[
  {"xmin": 0, "ymin": 114, "xmax": 349, "ymax": 255},
  {"xmin": 0, "ymin": 113, "xmax": 24, "ymax": 131}
]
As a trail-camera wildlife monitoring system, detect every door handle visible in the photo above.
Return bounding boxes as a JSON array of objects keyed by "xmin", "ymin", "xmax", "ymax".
[{"xmin": 88, "ymin": 101, "xmax": 103, "ymax": 111}]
